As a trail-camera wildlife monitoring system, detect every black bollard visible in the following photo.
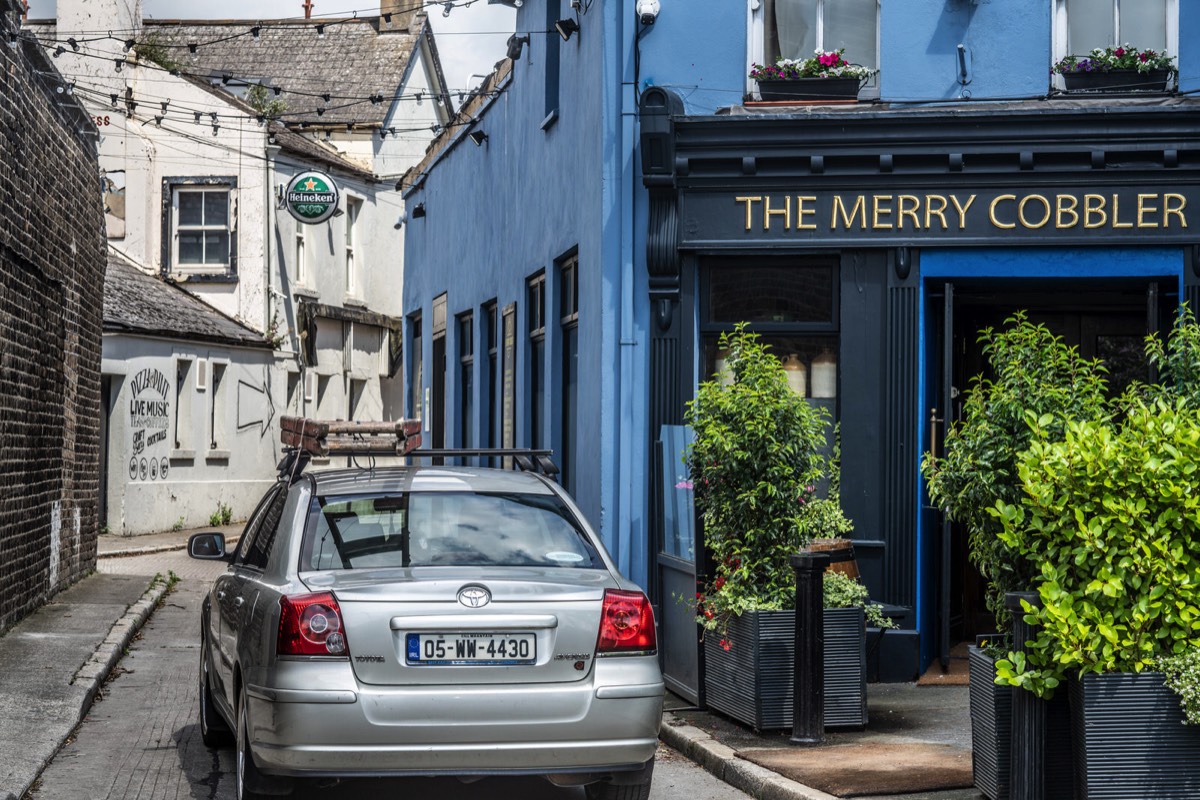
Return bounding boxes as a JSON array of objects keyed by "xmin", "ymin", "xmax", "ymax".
[
  {"xmin": 790, "ymin": 552, "xmax": 830, "ymax": 745},
  {"xmin": 1006, "ymin": 591, "xmax": 1045, "ymax": 800}
]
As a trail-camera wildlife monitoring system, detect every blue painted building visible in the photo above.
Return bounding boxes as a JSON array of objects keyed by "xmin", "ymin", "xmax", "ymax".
[{"xmin": 403, "ymin": 0, "xmax": 1200, "ymax": 697}]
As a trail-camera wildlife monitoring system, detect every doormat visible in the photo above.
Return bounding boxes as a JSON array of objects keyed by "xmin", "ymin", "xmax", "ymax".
[
  {"xmin": 917, "ymin": 641, "xmax": 971, "ymax": 686},
  {"xmin": 738, "ymin": 742, "xmax": 973, "ymax": 797}
]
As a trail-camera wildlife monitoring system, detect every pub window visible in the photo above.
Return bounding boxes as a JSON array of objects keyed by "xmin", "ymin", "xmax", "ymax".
[
  {"xmin": 344, "ymin": 195, "xmax": 363, "ymax": 296},
  {"xmin": 701, "ymin": 259, "xmax": 839, "ymax": 402},
  {"xmin": 527, "ymin": 272, "xmax": 547, "ymax": 449},
  {"xmin": 208, "ymin": 361, "xmax": 229, "ymax": 454},
  {"xmin": 162, "ymin": 178, "xmax": 237, "ymax": 278},
  {"xmin": 1053, "ymin": 0, "xmax": 1177, "ymax": 68},
  {"xmin": 558, "ymin": 256, "xmax": 579, "ymax": 494},
  {"xmin": 409, "ymin": 314, "xmax": 423, "ymax": 424},
  {"xmin": 174, "ymin": 358, "xmax": 193, "ymax": 454},
  {"xmin": 483, "ymin": 301, "xmax": 499, "ymax": 450},
  {"xmin": 458, "ymin": 311, "xmax": 474, "ymax": 448},
  {"xmin": 752, "ymin": 0, "xmax": 880, "ymax": 97}
]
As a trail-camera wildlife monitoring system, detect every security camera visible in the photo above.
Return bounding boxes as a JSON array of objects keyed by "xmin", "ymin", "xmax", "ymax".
[
  {"xmin": 636, "ymin": 0, "xmax": 659, "ymax": 25},
  {"xmin": 393, "ymin": 212, "xmax": 406, "ymax": 230}
]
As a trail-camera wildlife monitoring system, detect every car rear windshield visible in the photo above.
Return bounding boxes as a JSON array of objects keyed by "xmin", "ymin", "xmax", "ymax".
[{"xmin": 300, "ymin": 491, "xmax": 604, "ymax": 571}]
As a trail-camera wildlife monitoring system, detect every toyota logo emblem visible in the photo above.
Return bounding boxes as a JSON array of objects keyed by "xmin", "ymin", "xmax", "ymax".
[{"xmin": 457, "ymin": 586, "xmax": 491, "ymax": 608}]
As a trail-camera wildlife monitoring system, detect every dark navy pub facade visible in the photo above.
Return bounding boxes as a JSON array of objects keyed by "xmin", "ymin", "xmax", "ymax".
[{"xmin": 642, "ymin": 96, "xmax": 1200, "ymax": 682}]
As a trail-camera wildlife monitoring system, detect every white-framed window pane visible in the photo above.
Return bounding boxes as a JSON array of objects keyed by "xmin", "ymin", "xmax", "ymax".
[
  {"xmin": 1122, "ymin": 6, "xmax": 1166, "ymax": 52},
  {"xmin": 825, "ymin": 0, "xmax": 877, "ymax": 70},
  {"xmin": 1068, "ymin": 0, "xmax": 1113, "ymax": 51},
  {"xmin": 204, "ymin": 232, "xmax": 229, "ymax": 264},
  {"xmin": 770, "ymin": 0, "xmax": 817, "ymax": 62},
  {"xmin": 179, "ymin": 232, "xmax": 204, "ymax": 264},
  {"xmin": 204, "ymin": 192, "xmax": 228, "ymax": 226},
  {"xmin": 178, "ymin": 191, "xmax": 204, "ymax": 225}
]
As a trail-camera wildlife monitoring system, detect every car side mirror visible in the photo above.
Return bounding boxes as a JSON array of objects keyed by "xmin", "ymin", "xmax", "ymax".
[{"xmin": 189, "ymin": 532, "xmax": 230, "ymax": 561}]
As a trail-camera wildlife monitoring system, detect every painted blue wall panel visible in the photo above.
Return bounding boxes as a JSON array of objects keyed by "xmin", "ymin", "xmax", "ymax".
[
  {"xmin": 881, "ymin": 0, "xmax": 1051, "ymax": 102},
  {"xmin": 1181, "ymin": 2, "xmax": 1200, "ymax": 94},
  {"xmin": 634, "ymin": 0, "xmax": 747, "ymax": 115}
]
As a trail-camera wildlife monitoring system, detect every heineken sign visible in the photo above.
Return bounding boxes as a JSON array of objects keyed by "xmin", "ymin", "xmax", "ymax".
[{"xmin": 285, "ymin": 171, "xmax": 339, "ymax": 225}]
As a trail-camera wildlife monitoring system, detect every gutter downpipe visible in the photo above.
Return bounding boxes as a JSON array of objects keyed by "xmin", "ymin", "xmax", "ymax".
[{"xmin": 613, "ymin": 0, "xmax": 645, "ymax": 586}]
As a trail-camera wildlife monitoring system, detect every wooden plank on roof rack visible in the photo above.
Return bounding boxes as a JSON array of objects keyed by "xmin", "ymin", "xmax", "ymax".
[{"xmin": 280, "ymin": 416, "xmax": 422, "ymax": 456}]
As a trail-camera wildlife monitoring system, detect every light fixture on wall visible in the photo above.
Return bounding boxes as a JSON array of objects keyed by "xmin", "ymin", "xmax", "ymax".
[
  {"xmin": 555, "ymin": 18, "xmax": 579, "ymax": 41},
  {"xmin": 506, "ymin": 33, "xmax": 529, "ymax": 60},
  {"xmin": 411, "ymin": 203, "xmax": 426, "ymax": 219},
  {"xmin": 468, "ymin": 130, "xmax": 488, "ymax": 146}
]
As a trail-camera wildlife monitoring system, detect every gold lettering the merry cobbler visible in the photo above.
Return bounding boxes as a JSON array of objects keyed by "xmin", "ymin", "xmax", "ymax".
[{"xmin": 735, "ymin": 193, "xmax": 1189, "ymax": 232}]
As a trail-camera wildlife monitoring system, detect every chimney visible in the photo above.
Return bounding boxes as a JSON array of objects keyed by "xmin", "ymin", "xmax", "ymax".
[
  {"xmin": 380, "ymin": 0, "xmax": 417, "ymax": 31},
  {"xmin": 303, "ymin": 0, "xmax": 313, "ymax": 19}
]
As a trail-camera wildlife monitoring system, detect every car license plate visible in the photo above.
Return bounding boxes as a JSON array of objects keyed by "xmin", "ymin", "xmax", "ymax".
[{"xmin": 406, "ymin": 632, "xmax": 536, "ymax": 665}]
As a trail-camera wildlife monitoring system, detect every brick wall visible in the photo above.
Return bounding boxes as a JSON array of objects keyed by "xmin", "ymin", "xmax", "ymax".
[{"xmin": 0, "ymin": 0, "xmax": 106, "ymax": 632}]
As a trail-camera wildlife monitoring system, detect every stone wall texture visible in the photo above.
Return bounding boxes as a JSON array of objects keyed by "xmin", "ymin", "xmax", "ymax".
[{"xmin": 0, "ymin": 0, "xmax": 106, "ymax": 633}]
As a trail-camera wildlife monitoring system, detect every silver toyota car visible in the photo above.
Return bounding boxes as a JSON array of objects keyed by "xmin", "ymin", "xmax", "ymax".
[{"xmin": 190, "ymin": 460, "xmax": 663, "ymax": 800}]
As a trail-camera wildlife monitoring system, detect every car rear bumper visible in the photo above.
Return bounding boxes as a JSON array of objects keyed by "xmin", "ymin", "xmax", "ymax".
[{"xmin": 244, "ymin": 660, "xmax": 664, "ymax": 776}]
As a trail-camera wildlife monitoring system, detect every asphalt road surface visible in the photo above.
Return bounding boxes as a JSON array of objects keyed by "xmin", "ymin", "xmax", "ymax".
[{"xmin": 28, "ymin": 550, "xmax": 746, "ymax": 800}]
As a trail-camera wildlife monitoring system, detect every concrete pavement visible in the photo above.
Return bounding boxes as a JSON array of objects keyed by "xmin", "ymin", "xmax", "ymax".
[{"xmin": 1, "ymin": 528, "xmax": 981, "ymax": 800}]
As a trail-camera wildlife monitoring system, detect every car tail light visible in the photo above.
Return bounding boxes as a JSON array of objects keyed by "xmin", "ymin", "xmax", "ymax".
[
  {"xmin": 596, "ymin": 589, "xmax": 657, "ymax": 656},
  {"xmin": 278, "ymin": 592, "xmax": 349, "ymax": 657}
]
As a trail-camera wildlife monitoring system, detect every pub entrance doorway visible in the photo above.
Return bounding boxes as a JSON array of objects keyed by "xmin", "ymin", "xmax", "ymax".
[{"xmin": 925, "ymin": 277, "xmax": 1171, "ymax": 669}]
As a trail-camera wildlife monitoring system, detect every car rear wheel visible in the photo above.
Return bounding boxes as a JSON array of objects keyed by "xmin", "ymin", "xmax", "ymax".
[
  {"xmin": 198, "ymin": 637, "xmax": 232, "ymax": 747},
  {"xmin": 585, "ymin": 758, "xmax": 654, "ymax": 800},
  {"xmin": 236, "ymin": 687, "xmax": 292, "ymax": 799}
]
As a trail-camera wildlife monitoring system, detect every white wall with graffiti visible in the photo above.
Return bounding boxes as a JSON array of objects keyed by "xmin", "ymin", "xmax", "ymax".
[{"xmin": 102, "ymin": 336, "xmax": 279, "ymax": 535}]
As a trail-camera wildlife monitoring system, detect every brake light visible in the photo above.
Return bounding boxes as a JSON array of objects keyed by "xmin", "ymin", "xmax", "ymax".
[
  {"xmin": 596, "ymin": 589, "xmax": 657, "ymax": 656},
  {"xmin": 278, "ymin": 592, "xmax": 349, "ymax": 657}
]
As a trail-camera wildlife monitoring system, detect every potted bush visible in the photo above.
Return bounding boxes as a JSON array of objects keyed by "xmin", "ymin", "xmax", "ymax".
[
  {"xmin": 989, "ymin": 312, "xmax": 1200, "ymax": 798},
  {"xmin": 922, "ymin": 313, "xmax": 1108, "ymax": 800},
  {"xmin": 687, "ymin": 324, "xmax": 884, "ymax": 730},
  {"xmin": 1053, "ymin": 44, "xmax": 1176, "ymax": 92},
  {"xmin": 750, "ymin": 49, "xmax": 873, "ymax": 102}
]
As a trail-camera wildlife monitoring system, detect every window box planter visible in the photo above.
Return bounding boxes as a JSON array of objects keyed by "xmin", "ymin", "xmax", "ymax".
[
  {"xmin": 968, "ymin": 644, "xmax": 1074, "ymax": 800},
  {"xmin": 1061, "ymin": 69, "xmax": 1172, "ymax": 93},
  {"xmin": 1071, "ymin": 671, "xmax": 1200, "ymax": 799},
  {"xmin": 756, "ymin": 77, "xmax": 861, "ymax": 102},
  {"xmin": 703, "ymin": 607, "xmax": 866, "ymax": 731}
]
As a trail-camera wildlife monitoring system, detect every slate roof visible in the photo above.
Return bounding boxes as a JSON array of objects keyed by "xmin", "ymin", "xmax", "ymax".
[
  {"xmin": 103, "ymin": 251, "xmax": 272, "ymax": 348},
  {"xmin": 140, "ymin": 15, "xmax": 430, "ymax": 127}
]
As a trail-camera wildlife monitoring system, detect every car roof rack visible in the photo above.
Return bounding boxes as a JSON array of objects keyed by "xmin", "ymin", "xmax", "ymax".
[
  {"xmin": 277, "ymin": 417, "xmax": 559, "ymax": 479},
  {"xmin": 405, "ymin": 448, "xmax": 559, "ymax": 476}
]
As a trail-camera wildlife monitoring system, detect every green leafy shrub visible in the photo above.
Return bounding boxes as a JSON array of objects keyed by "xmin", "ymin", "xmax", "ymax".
[
  {"xmin": 686, "ymin": 323, "xmax": 844, "ymax": 633},
  {"xmin": 922, "ymin": 312, "xmax": 1110, "ymax": 639},
  {"xmin": 823, "ymin": 570, "xmax": 896, "ymax": 629},
  {"xmin": 993, "ymin": 401, "xmax": 1200, "ymax": 698}
]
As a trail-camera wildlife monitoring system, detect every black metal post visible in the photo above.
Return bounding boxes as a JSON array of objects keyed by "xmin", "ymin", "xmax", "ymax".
[
  {"xmin": 1006, "ymin": 591, "xmax": 1045, "ymax": 800},
  {"xmin": 790, "ymin": 552, "xmax": 830, "ymax": 745}
]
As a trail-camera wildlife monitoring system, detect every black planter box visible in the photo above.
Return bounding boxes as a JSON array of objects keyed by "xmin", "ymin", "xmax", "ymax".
[
  {"xmin": 756, "ymin": 77, "xmax": 860, "ymax": 102},
  {"xmin": 703, "ymin": 607, "xmax": 867, "ymax": 731},
  {"xmin": 1062, "ymin": 68, "xmax": 1172, "ymax": 92},
  {"xmin": 968, "ymin": 646, "xmax": 1074, "ymax": 800},
  {"xmin": 1071, "ymin": 672, "xmax": 1200, "ymax": 799}
]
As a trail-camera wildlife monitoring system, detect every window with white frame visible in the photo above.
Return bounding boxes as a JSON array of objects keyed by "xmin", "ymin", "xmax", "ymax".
[
  {"xmin": 345, "ymin": 195, "xmax": 363, "ymax": 296},
  {"xmin": 165, "ymin": 181, "xmax": 235, "ymax": 275},
  {"xmin": 751, "ymin": 0, "xmax": 880, "ymax": 94},
  {"xmin": 1054, "ymin": 0, "xmax": 1177, "ymax": 61},
  {"xmin": 208, "ymin": 361, "xmax": 228, "ymax": 454},
  {"xmin": 295, "ymin": 230, "xmax": 307, "ymax": 285}
]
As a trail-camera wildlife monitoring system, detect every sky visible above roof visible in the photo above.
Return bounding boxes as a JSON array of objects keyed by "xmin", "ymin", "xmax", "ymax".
[{"xmin": 28, "ymin": 0, "xmax": 515, "ymax": 95}]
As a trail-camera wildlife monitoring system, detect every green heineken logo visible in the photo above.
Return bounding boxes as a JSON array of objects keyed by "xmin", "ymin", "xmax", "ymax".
[{"xmin": 285, "ymin": 171, "xmax": 340, "ymax": 224}]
